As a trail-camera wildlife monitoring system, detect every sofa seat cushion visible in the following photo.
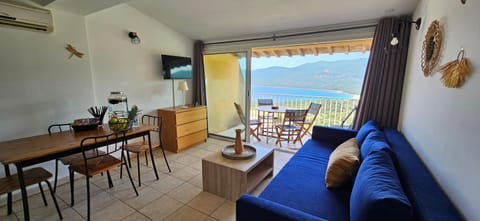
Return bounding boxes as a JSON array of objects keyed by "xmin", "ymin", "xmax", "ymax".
[
  {"xmin": 260, "ymin": 139, "xmax": 351, "ymax": 221},
  {"xmin": 350, "ymin": 149, "xmax": 412, "ymax": 221},
  {"xmin": 325, "ymin": 138, "xmax": 360, "ymax": 188}
]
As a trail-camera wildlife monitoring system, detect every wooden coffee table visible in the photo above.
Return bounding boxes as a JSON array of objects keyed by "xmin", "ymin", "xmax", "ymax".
[{"xmin": 202, "ymin": 144, "xmax": 274, "ymax": 201}]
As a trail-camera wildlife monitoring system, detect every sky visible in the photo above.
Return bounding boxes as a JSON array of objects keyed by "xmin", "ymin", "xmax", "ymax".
[{"xmin": 250, "ymin": 51, "xmax": 370, "ymax": 70}]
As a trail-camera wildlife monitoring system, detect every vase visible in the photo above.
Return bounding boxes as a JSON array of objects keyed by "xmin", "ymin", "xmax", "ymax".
[{"xmin": 234, "ymin": 129, "xmax": 244, "ymax": 154}]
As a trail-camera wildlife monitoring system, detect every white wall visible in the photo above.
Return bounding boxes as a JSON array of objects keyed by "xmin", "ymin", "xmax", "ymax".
[
  {"xmin": 0, "ymin": 9, "xmax": 94, "ymax": 141},
  {"xmin": 85, "ymin": 4, "xmax": 193, "ymax": 115},
  {"xmin": 399, "ymin": 0, "xmax": 480, "ymax": 220},
  {"xmin": 0, "ymin": 3, "xmax": 193, "ymax": 181}
]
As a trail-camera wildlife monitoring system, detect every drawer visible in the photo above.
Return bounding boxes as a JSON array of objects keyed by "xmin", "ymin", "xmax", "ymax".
[
  {"xmin": 176, "ymin": 108, "xmax": 206, "ymax": 125},
  {"xmin": 177, "ymin": 130, "xmax": 207, "ymax": 151},
  {"xmin": 176, "ymin": 119, "xmax": 207, "ymax": 137}
]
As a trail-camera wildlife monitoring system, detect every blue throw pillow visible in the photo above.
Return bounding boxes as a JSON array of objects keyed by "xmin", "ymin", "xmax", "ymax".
[
  {"xmin": 360, "ymin": 130, "xmax": 391, "ymax": 161},
  {"xmin": 355, "ymin": 120, "xmax": 380, "ymax": 145},
  {"xmin": 350, "ymin": 150, "xmax": 412, "ymax": 221}
]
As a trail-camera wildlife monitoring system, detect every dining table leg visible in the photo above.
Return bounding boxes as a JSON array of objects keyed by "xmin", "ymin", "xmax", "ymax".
[
  {"xmin": 4, "ymin": 164, "xmax": 12, "ymax": 215},
  {"xmin": 16, "ymin": 164, "xmax": 30, "ymax": 221},
  {"xmin": 147, "ymin": 133, "xmax": 159, "ymax": 180}
]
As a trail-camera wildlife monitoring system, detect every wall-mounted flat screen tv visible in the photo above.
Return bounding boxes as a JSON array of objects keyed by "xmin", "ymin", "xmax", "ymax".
[{"xmin": 162, "ymin": 54, "xmax": 192, "ymax": 79}]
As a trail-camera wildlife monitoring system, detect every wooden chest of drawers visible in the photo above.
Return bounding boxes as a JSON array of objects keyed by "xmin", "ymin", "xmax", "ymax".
[{"xmin": 158, "ymin": 106, "xmax": 207, "ymax": 153}]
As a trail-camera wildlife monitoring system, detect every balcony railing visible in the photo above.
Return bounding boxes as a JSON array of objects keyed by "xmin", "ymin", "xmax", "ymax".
[{"xmin": 250, "ymin": 94, "xmax": 358, "ymax": 129}]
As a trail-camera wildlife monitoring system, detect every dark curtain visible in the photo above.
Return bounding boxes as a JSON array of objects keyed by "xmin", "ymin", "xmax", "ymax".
[
  {"xmin": 353, "ymin": 17, "xmax": 411, "ymax": 129},
  {"xmin": 192, "ymin": 40, "xmax": 207, "ymax": 106}
]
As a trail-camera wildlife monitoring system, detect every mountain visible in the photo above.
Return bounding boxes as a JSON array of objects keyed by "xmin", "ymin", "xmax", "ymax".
[{"xmin": 251, "ymin": 58, "xmax": 368, "ymax": 94}]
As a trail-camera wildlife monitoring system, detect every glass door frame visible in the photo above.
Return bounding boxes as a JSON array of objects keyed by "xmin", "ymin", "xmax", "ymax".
[{"xmin": 203, "ymin": 49, "xmax": 254, "ymax": 142}]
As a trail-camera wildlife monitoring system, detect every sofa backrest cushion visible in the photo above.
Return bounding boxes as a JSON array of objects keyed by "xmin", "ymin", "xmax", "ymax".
[
  {"xmin": 350, "ymin": 149, "xmax": 412, "ymax": 221},
  {"xmin": 355, "ymin": 120, "xmax": 380, "ymax": 145},
  {"xmin": 325, "ymin": 138, "xmax": 360, "ymax": 188},
  {"xmin": 383, "ymin": 128, "xmax": 464, "ymax": 221},
  {"xmin": 360, "ymin": 130, "xmax": 391, "ymax": 161}
]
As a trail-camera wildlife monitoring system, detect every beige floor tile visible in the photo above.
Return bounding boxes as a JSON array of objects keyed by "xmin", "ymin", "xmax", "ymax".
[
  {"xmin": 203, "ymin": 217, "xmax": 217, "ymax": 221},
  {"xmin": 211, "ymin": 201, "xmax": 236, "ymax": 221},
  {"xmin": 202, "ymin": 144, "xmax": 223, "ymax": 152},
  {"xmin": 187, "ymin": 192, "xmax": 225, "ymax": 215},
  {"xmin": 148, "ymin": 175, "xmax": 184, "ymax": 194},
  {"xmin": 55, "ymin": 178, "xmax": 103, "ymax": 206},
  {"xmin": 34, "ymin": 207, "xmax": 84, "ymax": 221},
  {"xmin": 189, "ymin": 160, "xmax": 203, "ymax": 171},
  {"xmin": 174, "ymin": 154, "xmax": 201, "ymax": 166},
  {"xmin": 72, "ymin": 191, "xmax": 117, "ymax": 217},
  {"xmin": 106, "ymin": 180, "xmax": 140, "ymax": 201},
  {"xmin": 167, "ymin": 182, "xmax": 202, "ymax": 204},
  {"xmin": 121, "ymin": 212, "xmax": 151, "ymax": 221},
  {"xmin": 171, "ymin": 166, "xmax": 201, "ymax": 181},
  {"xmin": 90, "ymin": 201, "xmax": 136, "ymax": 221},
  {"xmin": 14, "ymin": 197, "xmax": 67, "ymax": 221},
  {"xmin": 187, "ymin": 148, "xmax": 215, "ymax": 158},
  {"xmin": 0, "ymin": 213, "xmax": 19, "ymax": 221},
  {"xmin": 138, "ymin": 195, "xmax": 183, "ymax": 221},
  {"xmin": 123, "ymin": 186, "xmax": 163, "ymax": 210},
  {"xmin": 187, "ymin": 174, "xmax": 203, "ymax": 189},
  {"xmin": 164, "ymin": 205, "xmax": 207, "ymax": 221}
]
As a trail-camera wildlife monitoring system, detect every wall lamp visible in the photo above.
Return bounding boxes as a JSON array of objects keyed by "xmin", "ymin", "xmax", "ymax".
[
  {"xmin": 391, "ymin": 18, "xmax": 422, "ymax": 46},
  {"xmin": 128, "ymin": 32, "xmax": 141, "ymax": 44}
]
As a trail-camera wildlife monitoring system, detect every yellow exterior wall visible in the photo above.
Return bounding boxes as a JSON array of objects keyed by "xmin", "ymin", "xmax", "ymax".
[{"xmin": 204, "ymin": 54, "xmax": 245, "ymax": 133}]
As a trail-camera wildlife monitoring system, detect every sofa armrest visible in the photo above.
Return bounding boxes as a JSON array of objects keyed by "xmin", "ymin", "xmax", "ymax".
[
  {"xmin": 236, "ymin": 195, "xmax": 327, "ymax": 221},
  {"xmin": 312, "ymin": 126, "xmax": 357, "ymax": 146}
]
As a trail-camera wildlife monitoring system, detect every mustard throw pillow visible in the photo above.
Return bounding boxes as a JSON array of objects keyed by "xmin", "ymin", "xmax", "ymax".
[{"xmin": 325, "ymin": 138, "xmax": 360, "ymax": 188}]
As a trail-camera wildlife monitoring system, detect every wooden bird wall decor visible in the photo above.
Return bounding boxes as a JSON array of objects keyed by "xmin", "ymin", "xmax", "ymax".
[{"xmin": 65, "ymin": 44, "xmax": 84, "ymax": 59}]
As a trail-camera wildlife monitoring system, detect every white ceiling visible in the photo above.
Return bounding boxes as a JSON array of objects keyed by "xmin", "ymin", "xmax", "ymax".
[{"xmin": 43, "ymin": 0, "xmax": 418, "ymax": 42}]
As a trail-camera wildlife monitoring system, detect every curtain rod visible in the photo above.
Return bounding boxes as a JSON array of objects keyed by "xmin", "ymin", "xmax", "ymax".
[{"xmin": 204, "ymin": 23, "xmax": 377, "ymax": 45}]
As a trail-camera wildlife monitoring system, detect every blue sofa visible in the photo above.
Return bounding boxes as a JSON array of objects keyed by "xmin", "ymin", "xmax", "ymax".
[{"xmin": 237, "ymin": 123, "xmax": 464, "ymax": 221}]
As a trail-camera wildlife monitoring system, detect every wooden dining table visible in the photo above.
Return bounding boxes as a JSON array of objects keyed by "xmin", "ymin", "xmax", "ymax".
[{"xmin": 0, "ymin": 124, "xmax": 158, "ymax": 221}]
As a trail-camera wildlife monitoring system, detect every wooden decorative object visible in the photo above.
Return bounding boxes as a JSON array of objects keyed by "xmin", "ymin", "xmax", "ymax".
[
  {"xmin": 65, "ymin": 44, "xmax": 84, "ymax": 59},
  {"xmin": 421, "ymin": 20, "xmax": 442, "ymax": 76},
  {"xmin": 234, "ymin": 129, "xmax": 244, "ymax": 154},
  {"xmin": 439, "ymin": 48, "xmax": 471, "ymax": 88}
]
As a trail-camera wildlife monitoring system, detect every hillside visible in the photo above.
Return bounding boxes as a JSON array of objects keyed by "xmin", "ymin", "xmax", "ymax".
[{"xmin": 251, "ymin": 58, "xmax": 368, "ymax": 94}]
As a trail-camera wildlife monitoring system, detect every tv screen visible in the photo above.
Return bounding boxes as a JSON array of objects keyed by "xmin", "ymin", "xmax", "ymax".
[{"xmin": 162, "ymin": 54, "xmax": 192, "ymax": 79}]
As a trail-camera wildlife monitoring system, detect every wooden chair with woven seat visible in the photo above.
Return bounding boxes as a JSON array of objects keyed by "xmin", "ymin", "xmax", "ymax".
[
  {"xmin": 275, "ymin": 109, "xmax": 308, "ymax": 147},
  {"xmin": 234, "ymin": 102, "xmax": 262, "ymax": 141},
  {"xmin": 48, "ymin": 123, "xmax": 106, "ymax": 193},
  {"xmin": 122, "ymin": 114, "xmax": 171, "ymax": 187},
  {"xmin": 257, "ymin": 98, "xmax": 276, "ymax": 136},
  {"xmin": 69, "ymin": 131, "xmax": 138, "ymax": 221},
  {"xmin": 1, "ymin": 166, "xmax": 63, "ymax": 220},
  {"xmin": 295, "ymin": 102, "xmax": 322, "ymax": 143}
]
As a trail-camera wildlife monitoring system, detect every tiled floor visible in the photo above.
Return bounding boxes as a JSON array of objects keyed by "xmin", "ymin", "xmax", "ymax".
[{"xmin": 0, "ymin": 138, "xmax": 294, "ymax": 221}]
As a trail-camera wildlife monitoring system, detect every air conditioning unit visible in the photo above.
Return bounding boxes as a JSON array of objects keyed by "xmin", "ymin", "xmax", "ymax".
[{"xmin": 0, "ymin": 2, "xmax": 53, "ymax": 33}]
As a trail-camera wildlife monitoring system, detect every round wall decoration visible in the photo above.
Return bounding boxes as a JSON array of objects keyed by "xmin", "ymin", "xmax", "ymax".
[{"xmin": 421, "ymin": 20, "xmax": 442, "ymax": 76}]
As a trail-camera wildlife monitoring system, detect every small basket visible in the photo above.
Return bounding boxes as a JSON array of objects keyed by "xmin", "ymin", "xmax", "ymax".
[{"xmin": 72, "ymin": 118, "xmax": 99, "ymax": 132}]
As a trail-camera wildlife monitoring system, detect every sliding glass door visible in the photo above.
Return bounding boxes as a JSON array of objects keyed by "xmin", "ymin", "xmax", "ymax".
[{"xmin": 204, "ymin": 51, "xmax": 251, "ymax": 140}]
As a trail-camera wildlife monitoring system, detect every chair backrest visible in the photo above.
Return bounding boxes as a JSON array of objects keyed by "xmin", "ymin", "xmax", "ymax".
[
  {"xmin": 141, "ymin": 114, "xmax": 165, "ymax": 147},
  {"xmin": 234, "ymin": 102, "xmax": 247, "ymax": 126},
  {"xmin": 80, "ymin": 131, "xmax": 126, "ymax": 164},
  {"xmin": 257, "ymin": 99, "xmax": 273, "ymax": 106},
  {"xmin": 48, "ymin": 123, "xmax": 72, "ymax": 135},
  {"xmin": 306, "ymin": 103, "xmax": 322, "ymax": 123},
  {"xmin": 141, "ymin": 115, "xmax": 161, "ymax": 132},
  {"xmin": 282, "ymin": 109, "xmax": 307, "ymax": 126}
]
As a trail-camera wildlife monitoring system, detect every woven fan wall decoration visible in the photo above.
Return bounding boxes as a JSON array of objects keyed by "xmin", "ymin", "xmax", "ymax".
[
  {"xmin": 439, "ymin": 48, "xmax": 471, "ymax": 88},
  {"xmin": 421, "ymin": 20, "xmax": 442, "ymax": 76}
]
